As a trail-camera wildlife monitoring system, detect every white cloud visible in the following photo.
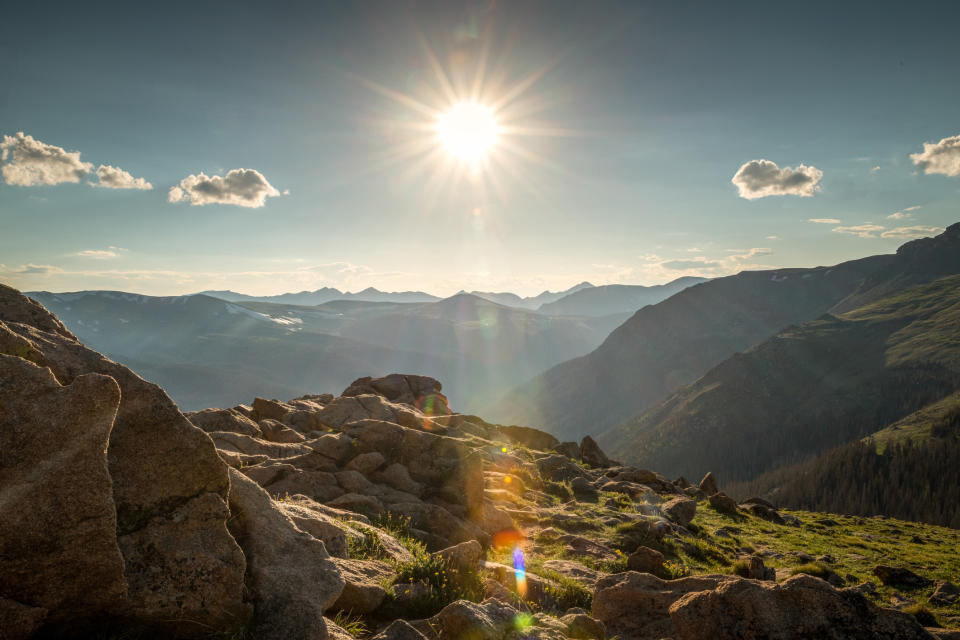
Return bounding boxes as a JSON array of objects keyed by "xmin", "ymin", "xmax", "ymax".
[
  {"xmin": 0, "ymin": 132, "xmax": 93, "ymax": 186},
  {"xmin": 169, "ymin": 169, "xmax": 281, "ymax": 208},
  {"xmin": 731, "ymin": 159, "xmax": 823, "ymax": 199},
  {"xmin": 880, "ymin": 226, "xmax": 945, "ymax": 240},
  {"xmin": 910, "ymin": 134, "xmax": 960, "ymax": 176},
  {"xmin": 728, "ymin": 247, "xmax": 772, "ymax": 261},
  {"xmin": 76, "ymin": 249, "xmax": 119, "ymax": 259},
  {"xmin": 889, "ymin": 205, "xmax": 923, "ymax": 219},
  {"xmin": 809, "ymin": 218, "xmax": 841, "ymax": 224},
  {"xmin": 766, "ymin": 235, "xmax": 779, "ymax": 240},
  {"xmin": 831, "ymin": 224, "xmax": 885, "ymax": 238},
  {"xmin": 92, "ymin": 164, "xmax": 152, "ymax": 190},
  {"xmin": 661, "ymin": 258, "xmax": 722, "ymax": 270},
  {"xmin": 0, "ymin": 263, "xmax": 63, "ymax": 276},
  {"xmin": 870, "ymin": 165, "xmax": 882, "ymax": 174}
]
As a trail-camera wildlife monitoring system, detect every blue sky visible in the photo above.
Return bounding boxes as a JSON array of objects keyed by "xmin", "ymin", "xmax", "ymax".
[{"xmin": 2, "ymin": 0, "xmax": 959, "ymax": 296}]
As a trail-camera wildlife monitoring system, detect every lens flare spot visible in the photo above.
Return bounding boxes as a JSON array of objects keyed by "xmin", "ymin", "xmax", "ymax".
[
  {"xmin": 501, "ymin": 446, "xmax": 508, "ymax": 453},
  {"xmin": 514, "ymin": 613, "xmax": 534, "ymax": 631},
  {"xmin": 513, "ymin": 545, "xmax": 527, "ymax": 597},
  {"xmin": 492, "ymin": 529, "xmax": 525, "ymax": 549}
]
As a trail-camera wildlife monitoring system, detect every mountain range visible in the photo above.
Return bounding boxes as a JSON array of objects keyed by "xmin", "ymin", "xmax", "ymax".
[
  {"xmin": 25, "ymin": 290, "xmax": 627, "ymax": 413},
  {"xmin": 27, "ymin": 276, "xmax": 705, "ymax": 413},
  {"xmin": 486, "ymin": 255, "xmax": 892, "ymax": 439}
]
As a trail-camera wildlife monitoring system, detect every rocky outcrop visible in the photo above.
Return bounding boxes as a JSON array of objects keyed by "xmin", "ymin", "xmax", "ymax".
[
  {"xmin": 593, "ymin": 571, "xmax": 935, "ymax": 640},
  {"xmin": 227, "ymin": 469, "xmax": 344, "ymax": 640},
  {"xmin": 579, "ymin": 436, "xmax": 612, "ymax": 468},
  {"xmin": 1, "ymin": 285, "xmax": 249, "ymax": 635},
  {"xmin": 0, "ymin": 356, "xmax": 125, "ymax": 635},
  {"xmin": 342, "ymin": 374, "xmax": 451, "ymax": 416},
  {"xmin": 873, "ymin": 565, "xmax": 932, "ymax": 588},
  {"xmin": 495, "ymin": 424, "xmax": 560, "ymax": 451},
  {"xmin": 670, "ymin": 574, "xmax": 934, "ymax": 640}
]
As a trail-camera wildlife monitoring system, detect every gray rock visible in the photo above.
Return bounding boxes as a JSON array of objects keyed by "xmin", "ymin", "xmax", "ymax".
[
  {"xmin": 0, "ymin": 356, "xmax": 126, "ymax": 629},
  {"xmin": 186, "ymin": 407, "xmax": 262, "ymax": 437},
  {"xmin": 698, "ymin": 472, "xmax": 719, "ymax": 495},
  {"xmin": 259, "ymin": 418, "xmax": 307, "ymax": 443},
  {"xmin": 708, "ymin": 492, "xmax": 738, "ymax": 514},
  {"xmin": 1, "ymin": 285, "xmax": 249, "ymax": 633},
  {"xmin": 438, "ymin": 540, "xmax": 483, "ymax": 571},
  {"xmin": 227, "ymin": 469, "xmax": 345, "ymax": 640},
  {"xmin": 331, "ymin": 557, "xmax": 395, "ymax": 614},
  {"xmin": 579, "ymin": 436, "xmax": 612, "ymax": 468},
  {"xmin": 346, "ymin": 451, "xmax": 387, "ymax": 474},
  {"xmin": 627, "ymin": 546, "xmax": 664, "ymax": 574},
  {"xmin": 662, "ymin": 496, "xmax": 697, "ymax": 527}
]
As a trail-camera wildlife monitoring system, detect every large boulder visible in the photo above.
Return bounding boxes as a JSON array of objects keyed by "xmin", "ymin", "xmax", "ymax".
[
  {"xmin": 670, "ymin": 574, "xmax": 934, "ymax": 640},
  {"xmin": 593, "ymin": 571, "xmax": 935, "ymax": 640},
  {"xmin": 429, "ymin": 598, "xmax": 519, "ymax": 640},
  {"xmin": 495, "ymin": 425, "xmax": 560, "ymax": 451},
  {"xmin": 342, "ymin": 374, "xmax": 451, "ymax": 415},
  {"xmin": 0, "ymin": 355, "xmax": 125, "ymax": 634},
  {"xmin": 227, "ymin": 469, "xmax": 345, "ymax": 640},
  {"xmin": 2, "ymin": 286, "xmax": 249, "ymax": 633}
]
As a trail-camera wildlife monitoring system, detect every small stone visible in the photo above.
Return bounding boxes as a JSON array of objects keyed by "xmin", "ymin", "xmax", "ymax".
[
  {"xmin": 698, "ymin": 472, "xmax": 719, "ymax": 495},
  {"xmin": 627, "ymin": 546, "xmax": 664, "ymax": 574}
]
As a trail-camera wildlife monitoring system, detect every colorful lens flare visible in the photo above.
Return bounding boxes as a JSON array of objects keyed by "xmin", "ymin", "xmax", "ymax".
[{"xmin": 512, "ymin": 545, "xmax": 527, "ymax": 597}]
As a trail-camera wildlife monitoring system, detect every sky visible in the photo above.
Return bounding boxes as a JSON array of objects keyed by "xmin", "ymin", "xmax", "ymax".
[{"xmin": 2, "ymin": 0, "xmax": 959, "ymax": 297}]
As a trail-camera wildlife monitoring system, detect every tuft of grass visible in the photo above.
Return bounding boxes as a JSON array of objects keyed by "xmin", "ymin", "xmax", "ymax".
[
  {"xmin": 331, "ymin": 611, "xmax": 368, "ymax": 638},
  {"xmin": 682, "ymin": 538, "xmax": 731, "ymax": 566},
  {"xmin": 790, "ymin": 562, "xmax": 832, "ymax": 579},
  {"xmin": 662, "ymin": 560, "xmax": 690, "ymax": 579},
  {"xmin": 386, "ymin": 546, "xmax": 485, "ymax": 618},
  {"xmin": 347, "ymin": 529, "xmax": 388, "ymax": 560},
  {"xmin": 547, "ymin": 575, "xmax": 593, "ymax": 610}
]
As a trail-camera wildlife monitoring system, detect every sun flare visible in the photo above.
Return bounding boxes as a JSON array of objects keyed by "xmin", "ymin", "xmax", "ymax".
[{"xmin": 436, "ymin": 102, "xmax": 500, "ymax": 164}]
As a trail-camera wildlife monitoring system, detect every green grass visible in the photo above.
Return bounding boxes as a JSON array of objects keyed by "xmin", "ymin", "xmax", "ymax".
[
  {"xmin": 690, "ymin": 500, "xmax": 960, "ymax": 625},
  {"xmin": 790, "ymin": 562, "xmax": 832, "ymax": 579},
  {"xmin": 866, "ymin": 389, "xmax": 960, "ymax": 452},
  {"xmin": 331, "ymin": 611, "xmax": 369, "ymax": 638},
  {"xmin": 385, "ymin": 544, "xmax": 485, "ymax": 618},
  {"xmin": 347, "ymin": 528, "xmax": 389, "ymax": 560}
]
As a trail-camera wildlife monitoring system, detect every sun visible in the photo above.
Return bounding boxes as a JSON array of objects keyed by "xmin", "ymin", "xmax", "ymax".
[{"xmin": 436, "ymin": 102, "xmax": 499, "ymax": 164}]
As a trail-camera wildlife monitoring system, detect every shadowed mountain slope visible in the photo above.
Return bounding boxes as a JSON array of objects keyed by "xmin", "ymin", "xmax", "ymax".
[
  {"xmin": 489, "ymin": 224, "xmax": 960, "ymax": 442},
  {"xmin": 602, "ymin": 274, "xmax": 960, "ymax": 484},
  {"xmin": 487, "ymin": 255, "xmax": 892, "ymax": 440}
]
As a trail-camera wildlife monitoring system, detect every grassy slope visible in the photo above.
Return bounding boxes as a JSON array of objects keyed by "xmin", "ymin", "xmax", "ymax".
[
  {"xmin": 602, "ymin": 275, "xmax": 960, "ymax": 484},
  {"xmin": 867, "ymin": 389, "xmax": 960, "ymax": 452},
  {"xmin": 482, "ymin": 481, "xmax": 960, "ymax": 629}
]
